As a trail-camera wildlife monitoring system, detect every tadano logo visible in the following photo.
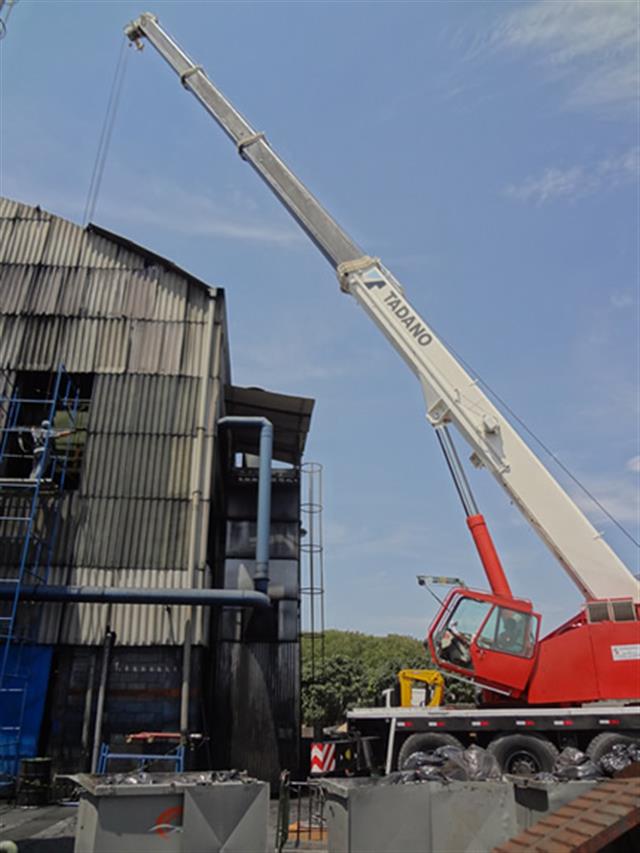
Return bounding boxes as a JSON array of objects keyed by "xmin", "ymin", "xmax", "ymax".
[
  {"xmin": 361, "ymin": 272, "xmax": 386, "ymax": 290},
  {"xmin": 357, "ymin": 269, "xmax": 433, "ymax": 346},
  {"xmin": 383, "ymin": 290, "xmax": 433, "ymax": 346}
]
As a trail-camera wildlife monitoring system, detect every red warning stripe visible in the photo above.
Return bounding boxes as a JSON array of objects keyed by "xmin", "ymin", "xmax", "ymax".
[{"xmin": 310, "ymin": 742, "xmax": 336, "ymax": 774}]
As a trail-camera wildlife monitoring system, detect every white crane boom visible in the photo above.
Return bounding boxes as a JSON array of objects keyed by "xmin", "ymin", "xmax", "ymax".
[{"xmin": 125, "ymin": 13, "xmax": 639, "ymax": 604}]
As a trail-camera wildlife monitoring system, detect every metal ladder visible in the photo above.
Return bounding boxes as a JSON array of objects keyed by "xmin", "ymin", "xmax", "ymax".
[{"xmin": 0, "ymin": 365, "xmax": 80, "ymax": 784}]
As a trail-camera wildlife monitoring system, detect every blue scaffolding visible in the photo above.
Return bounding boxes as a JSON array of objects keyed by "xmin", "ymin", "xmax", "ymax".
[{"xmin": 0, "ymin": 364, "xmax": 81, "ymax": 785}]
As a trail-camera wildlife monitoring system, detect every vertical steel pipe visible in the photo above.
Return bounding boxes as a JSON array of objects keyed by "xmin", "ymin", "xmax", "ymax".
[
  {"xmin": 90, "ymin": 627, "xmax": 115, "ymax": 773},
  {"xmin": 218, "ymin": 416, "xmax": 273, "ymax": 594}
]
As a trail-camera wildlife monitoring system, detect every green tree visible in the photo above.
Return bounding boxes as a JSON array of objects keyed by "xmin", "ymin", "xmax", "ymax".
[
  {"xmin": 301, "ymin": 654, "xmax": 367, "ymax": 730},
  {"xmin": 301, "ymin": 630, "xmax": 474, "ymax": 728}
]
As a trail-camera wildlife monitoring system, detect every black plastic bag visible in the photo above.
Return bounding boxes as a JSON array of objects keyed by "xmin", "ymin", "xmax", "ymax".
[
  {"xmin": 599, "ymin": 743, "xmax": 638, "ymax": 777},
  {"xmin": 432, "ymin": 745, "xmax": 464, "ymax": 762},
  {"xmin": 440, "ymin": 744, "xmax": 502, "ymax": 781},
  {"xmin": 403, "ymin": 750, "xmax": 445, "ymax": 769},
  {"xmin": 415, "ymin": 764, "xmax": 448, "ymax": 782},
  {"xmin": 552, "ymin": 747, "xmax": 601, "ymax": 780},
  {"xmin": 387, "ymin": 769, "xmax": 420, "ymax": 784},
  {"xmin": 554, "ymin": 761, "xmax": 601, "ymax": 780}
]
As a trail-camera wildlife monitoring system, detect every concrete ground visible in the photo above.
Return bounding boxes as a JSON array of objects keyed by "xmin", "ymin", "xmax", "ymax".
[
  {"xmin": 0, "ymin": 797, "xmax": 328, "ymax": 852},
  {"xmin": 0, "ymin": 804, "xmax": 75, "ymax": 852}
]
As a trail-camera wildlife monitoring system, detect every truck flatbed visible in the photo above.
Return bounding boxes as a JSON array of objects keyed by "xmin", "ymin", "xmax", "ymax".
[{"xmin": 346, "ymin": 704, "xmax": 640, "ymax": 774}]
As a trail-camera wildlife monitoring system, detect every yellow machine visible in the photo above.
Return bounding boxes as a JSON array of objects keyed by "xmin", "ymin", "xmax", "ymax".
[{"xmin": 398, "ymin": 669, "xmax": 444, "ymax": 708}]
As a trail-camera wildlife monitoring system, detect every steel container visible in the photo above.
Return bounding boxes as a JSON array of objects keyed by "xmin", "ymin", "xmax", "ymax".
[
  {"xmin": 321, "ymin": 777, "xmax": 517, "ymax": 853},
  {"xmin": 69, "ymin": 772, "xmax": 268, "ymax": 853},
  {"xmin": 321, "ymin": 776, "xmax": 601, "ymax": 852}
]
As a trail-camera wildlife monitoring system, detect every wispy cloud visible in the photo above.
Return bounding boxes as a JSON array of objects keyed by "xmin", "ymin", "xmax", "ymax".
[
  {"xmin": 504, "ymin": 146, "xmax": 639, "ymax": 204},
  {"xmin": 572, "ymin": 473, "xmax": 640, "ymax": 528},
  {"xmin": 101, "ymin": 181, "xmax": 303, "ymax": 246},
  {"xmin": 610, "ymin": 291, "xmax": 636, "ymax": 310},
  {"xmin": 233, "ymin": 335, "xmax": 349, "ymax": 388},
  {"xmin": 627, "ymin": 456, "xmax": 640, "ymax": 474},
  {"xmin": 488, "ymin": 0, "xmax": 639, "ymax": 113},
  {"xmin": 2, "ymin": 170, "xmax": 302, "ymax": 247}
]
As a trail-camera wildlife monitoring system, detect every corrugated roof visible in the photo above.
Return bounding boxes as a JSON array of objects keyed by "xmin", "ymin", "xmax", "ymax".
[{"xmin": 225, "ymin": 385, "xmax": 314, "ymax": 463}]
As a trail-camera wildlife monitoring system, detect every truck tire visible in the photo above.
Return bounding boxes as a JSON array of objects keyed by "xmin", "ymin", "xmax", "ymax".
[
  {"xmin": 487, "ymin": 734, "xmax": 558, "ymax": 775},
  {"xmin": 586, "ymin": 732, "xmax": 637, "ymax": 763},
  {"xmin": 397, "ymin": 732, "xmax": 462, "ymax": 770}
]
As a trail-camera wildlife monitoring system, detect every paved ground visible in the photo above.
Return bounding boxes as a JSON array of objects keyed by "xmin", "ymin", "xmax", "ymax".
[
  {"xmin": 0, "ymin": 798, "xmax": 328, "ymax": 852},
  {"xmin": 0, "ymin": 804, "xmax": 75, "ymax": 851}
]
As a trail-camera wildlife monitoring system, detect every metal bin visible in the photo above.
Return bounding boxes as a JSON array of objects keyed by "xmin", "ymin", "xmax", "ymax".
[
  {"xmin": 321, "ymin": 777, "xmax": 518, "ymax": 853},
  {"xmin": 70, "ymin": 771, "xmax": 268, "ymax": 853}
]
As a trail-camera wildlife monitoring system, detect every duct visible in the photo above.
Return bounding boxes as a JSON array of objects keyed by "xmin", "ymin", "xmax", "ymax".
[
  {"xmin": 0, "ymin": 584, "xmax": 271, "ymax": 608},
  {"xmin": 218, "ymin": 416, "xmax": 273, "ymax": 595}
]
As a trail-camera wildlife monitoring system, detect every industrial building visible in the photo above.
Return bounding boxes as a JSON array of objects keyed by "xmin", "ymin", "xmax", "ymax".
[{"xmin": 0, "ymin": 196, "xmax": 314, "ymax": 786}]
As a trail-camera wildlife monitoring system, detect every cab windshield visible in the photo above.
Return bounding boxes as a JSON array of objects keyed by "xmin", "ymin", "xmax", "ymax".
[{"xmin": 435, "ymin": 597, "xmax": 491, "ymax": 671}]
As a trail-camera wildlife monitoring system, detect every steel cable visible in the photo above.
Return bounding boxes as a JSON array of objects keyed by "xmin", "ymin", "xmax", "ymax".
[{"xmin": 83, "ymin": 39, "xmax": 129, "ymax": 226}]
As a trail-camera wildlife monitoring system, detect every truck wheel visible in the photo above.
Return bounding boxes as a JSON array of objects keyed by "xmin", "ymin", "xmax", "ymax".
[
  {"xmin": 397, "ymin": 733, "xmax": 462, "ymax": 770},
  {"xmin": 487, "ymin": 734, "xmax": 558, "ymax": 776},
  {"xmin": 586, "ymin": 732, "xmax": 637, "ymax": 763}
]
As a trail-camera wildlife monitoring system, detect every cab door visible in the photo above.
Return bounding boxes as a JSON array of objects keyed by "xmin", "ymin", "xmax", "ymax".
[{"xmin": 470, "ymin": 605, "xmax": 540, "ymax": 696}]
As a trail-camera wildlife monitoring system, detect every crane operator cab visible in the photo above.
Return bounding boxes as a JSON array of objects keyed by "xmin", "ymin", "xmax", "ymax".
[{"xmin": 428, "ymin": 589, "xmax": 541, "ymax": 699}]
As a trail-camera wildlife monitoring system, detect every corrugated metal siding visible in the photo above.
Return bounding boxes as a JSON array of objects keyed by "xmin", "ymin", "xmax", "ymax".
[
  {"xmin": 0, "ymin": 315, "xmax": 207, "ymax": 376},
  {"xmin": 90, "ymin": 375, "xmax": 200, "ymax": 435},
  {"xmin": 36, "ymin": 567, "xmax": 210, "ymax": 645},
  {"xmin": 0, "ymin": 197, "xmax": 227, "ymax": 646},
  {"xmin": 0, "ymin": 369, "xmax": 14, "ymax": 431}
]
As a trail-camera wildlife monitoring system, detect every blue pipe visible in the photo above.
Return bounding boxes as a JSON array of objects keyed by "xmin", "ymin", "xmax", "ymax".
[
  {"xmin": 0, "ymin": 583, "xmax": 271, "ymax": 608},
  {"xmin": 218, "ymin": 416, "xmax": 273, "ymax": 595}
]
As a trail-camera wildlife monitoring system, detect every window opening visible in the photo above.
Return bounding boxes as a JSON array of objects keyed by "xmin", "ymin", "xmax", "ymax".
[{"xmin": 1, "ymin": 371, "xmax": 93, "ymax": 490}]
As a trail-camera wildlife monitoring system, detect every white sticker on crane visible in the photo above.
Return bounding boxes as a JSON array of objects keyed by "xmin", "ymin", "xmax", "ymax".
[{"xmin": 611, "ymin": 644, "xmax": 640, "ymax": 661}]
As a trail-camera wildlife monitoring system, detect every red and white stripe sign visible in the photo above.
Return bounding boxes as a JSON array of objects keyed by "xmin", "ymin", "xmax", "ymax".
[{"xmin": 310, "ymin": 742, "xmax": 336, "ymax": 774}]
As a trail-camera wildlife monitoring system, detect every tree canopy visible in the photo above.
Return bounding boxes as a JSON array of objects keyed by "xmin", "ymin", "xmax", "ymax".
[{"xmin": 301, "ymin": 630, "xmax": 473, "ymax": 729}]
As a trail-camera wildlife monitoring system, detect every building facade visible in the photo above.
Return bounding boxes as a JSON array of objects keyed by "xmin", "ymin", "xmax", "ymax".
[{"xmin": 0, "ymin": 197, "xmax": 313, "ymax": 784}]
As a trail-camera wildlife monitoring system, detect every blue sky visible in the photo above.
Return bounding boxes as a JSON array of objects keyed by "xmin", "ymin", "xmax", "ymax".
[{"xmin": 2, "ymin": 1, "xmax": 638, "ymax": 638}]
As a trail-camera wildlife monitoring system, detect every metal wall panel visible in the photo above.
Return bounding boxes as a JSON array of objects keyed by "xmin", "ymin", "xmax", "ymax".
[
  {"xmin": 0, "ymin": 316, "xmax": 209, "ymax": 377},
  {"xmin": 0, "ymin": 197, "xmax": 227, "ymax": 646},
  {"xmin": 1, "ymin": 218, "xmax": 51, "ymax": 265},
  {"xmin": 82, "ymin": 434, "xmax": 193, "ymax": 498},
  {"xmin": 25, "ymin": 267, "xmax": 67, "ymax": 315},
  {"xmin": 0, "ymin": 317, "xmax": 25, "ymax": 368},
  {"xmin": 0, "ymin": 197, "xmax": 31, "ymax": 219},
  {"xmin": 39, "ymin": 217, "xmax": 86, "ymax": 268},
  {"xmin": 215, "ymin": 641, "xmax": 300, "ymax": 784},
  {"xmin": 89, "ymin": 375, "xmax": 200, "ymax": 436},
  {"xmin": 36, "ymin": 566, "xmax": 209, "ymax": 645}
]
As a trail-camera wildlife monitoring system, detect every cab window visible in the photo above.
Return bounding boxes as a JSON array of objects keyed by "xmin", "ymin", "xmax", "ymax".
[{"xmin": 477, "ymin": 607, "xmax": 536, "ymax": 658}]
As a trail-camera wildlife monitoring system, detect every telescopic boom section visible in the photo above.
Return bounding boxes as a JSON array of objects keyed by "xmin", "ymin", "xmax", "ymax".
[{"xmin": 126, "ymin": 13, "xmax": 639, "ymax": 605}]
